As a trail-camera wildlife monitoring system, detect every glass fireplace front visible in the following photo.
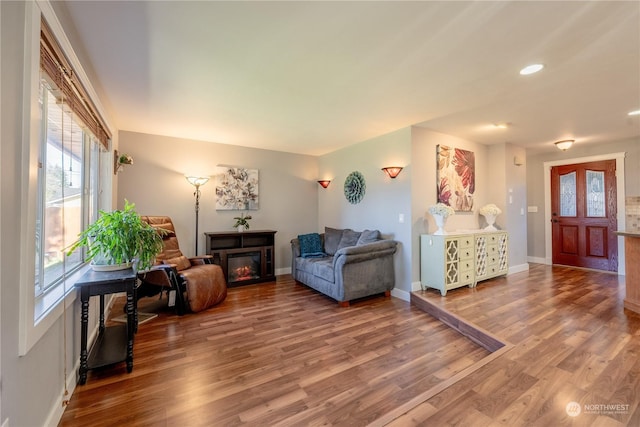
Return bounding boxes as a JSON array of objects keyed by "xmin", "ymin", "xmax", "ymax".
[{"xmin": 227, "ymin": 251, "xmax": 261, "ymax": 283}]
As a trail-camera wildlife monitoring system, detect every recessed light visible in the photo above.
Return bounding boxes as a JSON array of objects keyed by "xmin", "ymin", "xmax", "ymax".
[
  {"xmin": 629, "ymin": 110, "xmax": 640, "ymax": 116},
  {"xmin": 493, "ymin": 123, "xmax": 510, "ymax": 129},
  {"xmin": 520, "ymin": 64, "xmax": 544, "ymax": 75}
]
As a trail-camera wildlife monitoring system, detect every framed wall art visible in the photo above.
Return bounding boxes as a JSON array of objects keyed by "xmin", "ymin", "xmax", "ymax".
[
  {"xmin": 215, "ymin": 166, "xmax": 259, "ymax": 210},
  {"xmin": 436, "ymin": 145, "xmax": 475, "ymax": 211}
]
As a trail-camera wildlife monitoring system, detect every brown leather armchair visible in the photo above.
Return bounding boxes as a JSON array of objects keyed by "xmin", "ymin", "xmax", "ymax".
[{"xmin": 138, "ymin": 216, "xmax": 227, "ymax": 314}]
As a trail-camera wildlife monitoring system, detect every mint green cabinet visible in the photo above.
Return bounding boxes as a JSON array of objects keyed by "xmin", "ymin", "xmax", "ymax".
[{"xmin": 420, "ymin": 231, "xmax": 508, "ymax": 296}]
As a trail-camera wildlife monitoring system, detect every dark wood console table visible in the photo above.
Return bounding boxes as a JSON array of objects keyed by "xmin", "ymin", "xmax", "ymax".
[
  {"xmin": 74, "ymin": 268, "xmax": 137, "ymax": 385},
  {"xmin": 205, "ymin": 230, "xmax": 276, "ymax": 286}
]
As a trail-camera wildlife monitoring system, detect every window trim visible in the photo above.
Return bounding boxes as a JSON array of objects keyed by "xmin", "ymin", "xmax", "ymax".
[{"xmin": 19, "ymin": 1, "xmax": 113, "ymax": 356}]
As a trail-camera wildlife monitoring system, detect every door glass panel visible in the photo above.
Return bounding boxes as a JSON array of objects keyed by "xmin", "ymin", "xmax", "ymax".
[
  {"xmin": 560, "ymin": 171, "xmax": 576, "ymax": 217},
  {"xmin": 586, "ymin": 170, "xmax": 605, "ymax": 217}
]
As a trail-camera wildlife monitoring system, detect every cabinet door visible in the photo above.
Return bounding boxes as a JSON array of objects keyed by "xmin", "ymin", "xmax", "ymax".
[
  {"xmin": 444, "ymin": 238, "xmax": 460, "ymax": 286},
  {"xmin": 497, "ymin": 233, "xmax": 508, "ymax": 273},
  {"xmin": 475, "ymin": 235, "xmax": 487, "ymax": 279}
]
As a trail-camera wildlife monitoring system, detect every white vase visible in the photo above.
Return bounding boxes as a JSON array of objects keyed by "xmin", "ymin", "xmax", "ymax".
[
  {"xmin": 433, "ymin": 214, "xmax": 447, "ymax": 235},
  {"xmin": 483, "ymin": 214, "xmax": 497, "ymax": 231},
  {"xmin": 237, "ymin": 225, "xmax": 244, "ymax": 232}
]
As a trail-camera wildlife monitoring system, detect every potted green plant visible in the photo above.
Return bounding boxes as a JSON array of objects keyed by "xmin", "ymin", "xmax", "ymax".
[
  {"xmin": 67, "ymin": 200, "xmax": 165, "ymax": 271},
  {"xmin": 233, "ymin": 212, "xmax": 252, "ymax": 232}
]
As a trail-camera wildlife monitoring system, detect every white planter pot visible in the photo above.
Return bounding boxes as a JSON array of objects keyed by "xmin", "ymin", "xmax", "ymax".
[
  {"xmin": 483, "ymin": 214, "xmax": 498, "ymax": 231},
  {"xmin": 433, "ymin": 214, "xmax": 447, "ymax": 235}
]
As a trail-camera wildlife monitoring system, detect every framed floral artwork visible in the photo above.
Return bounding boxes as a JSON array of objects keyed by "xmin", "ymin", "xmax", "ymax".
[
  {"xmin": 215, "ymin": 166, "xmax": 259, "ymax": 210},
  {"xmin": 436, "ymin": 145, "xmax": 475, "ymax": 211}
]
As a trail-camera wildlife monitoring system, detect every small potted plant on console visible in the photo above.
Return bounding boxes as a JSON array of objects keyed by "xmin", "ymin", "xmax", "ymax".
[{"xmin": 67, "ymin": 200, "xmax": 164, "ymax": 271}]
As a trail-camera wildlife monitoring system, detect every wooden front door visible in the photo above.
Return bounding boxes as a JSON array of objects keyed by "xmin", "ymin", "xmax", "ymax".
[{"xmin": 551, "ymin": 159, "xmax": 618, "ymax": 271}]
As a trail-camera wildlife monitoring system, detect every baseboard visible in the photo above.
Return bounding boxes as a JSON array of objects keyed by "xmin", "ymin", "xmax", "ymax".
[
  {"xmin": 44, "ymin": 354, "xmax": 79, "ymax": 427},
  {"xmin": 527, "ymin": 256, "xmax": 548, "ymax": 265},
  {"xmin": 45, "ymin": 295, "xmax": 117, "ymax": 426},
  {"xmin": 391, "ymin": 287, "xmax": 410, "ymax": 302},
  {"xmin": 411, "ymin": 280, "xmax": 422, "ymax": 292},
  {"xmin": 275, "ymin": 267, "xmax": 291, "ymax": 276},
  {"xmin": 508, "ymin": 263, "xmax": 530, "ymax": 275}
]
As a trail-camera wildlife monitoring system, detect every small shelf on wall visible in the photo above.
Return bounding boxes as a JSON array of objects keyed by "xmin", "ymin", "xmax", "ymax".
[{"xmin": 113, "ymin": 149, "xmax": 133, "ymax": 174}]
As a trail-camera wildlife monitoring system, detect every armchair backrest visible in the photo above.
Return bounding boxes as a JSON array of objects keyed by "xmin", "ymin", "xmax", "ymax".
[{"xmin": 140, "ymin": 216, "xmax": 183, "ymax": 263}]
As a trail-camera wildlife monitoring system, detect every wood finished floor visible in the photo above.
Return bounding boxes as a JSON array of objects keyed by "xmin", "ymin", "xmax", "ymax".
[
  {"xmin": 59, "ymin": 264, "xmax": 640, "ymax": 426},
  {"xmin": 59, "ymin": 275, "xmax": 488, "ymax": 426},
  {"xmin": 390, "ymin": 264, "xmax": 640, "ymax": 427}
]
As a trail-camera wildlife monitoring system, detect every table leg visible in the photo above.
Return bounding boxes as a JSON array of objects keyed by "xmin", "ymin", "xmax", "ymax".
[
  {"xmin": 126, "ymin": 289, "xmax": 135, "ymax": 373},
  {"xmin": 99, "ymin": 294, "xmax": 105, "ymax": 333},
  {"xmin": 79, "ymin": 294, "xmax": 89, "ymax": 385}
]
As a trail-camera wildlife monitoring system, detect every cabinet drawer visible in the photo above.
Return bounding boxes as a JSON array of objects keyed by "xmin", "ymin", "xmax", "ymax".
[
  {"xmin": 459, "ymin": 236, "xmax": 474, "ymax": 249},
  {"xmin": 459, "ymin": 259, "xmax": 474, "ymax": 272}
]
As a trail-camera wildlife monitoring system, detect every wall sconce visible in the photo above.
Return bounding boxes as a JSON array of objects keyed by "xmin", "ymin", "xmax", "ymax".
[
  {"xmin": 381, "ymin": 166, "xmax": 403, "ymax": 179},
  {"xmin": 554, "ymin": 140, "xmax": 574, "ymax": 151},
  {"xmin": 113, "ymin": 150, "xmax": 134, "ymax": 174},
  {"xmin": 185, "ymin": 175, "xmax": 210, "ymax": 255},
  {"xmin": 317, "ymin": 180, "xmax": 331, "ymax": 188}
]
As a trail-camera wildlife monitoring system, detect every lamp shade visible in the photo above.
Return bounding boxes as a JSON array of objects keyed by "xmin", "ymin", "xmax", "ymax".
[
  {"xmin": 381, "ymin": 166, "xmax": 403, "ymax": 179},
  {"xmin": 554, "ymin": 140, "xmax": 574, "ymax": 151},
  {"xmin": 185, "ymin": 176, "xmax": 209, "ymax": 187},
  {"xmin": 317, "ymin": 180, "xmax": 331, "ymax": 188}
]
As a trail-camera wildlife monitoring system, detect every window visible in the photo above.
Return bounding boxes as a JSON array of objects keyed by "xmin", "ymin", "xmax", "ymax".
[
  {"xmin": 34, "ymin": 79, "xmax": 101, "ymax": 298},
  {"xmin": 20, "ymin": 2, "xmax": 113, "ymax": 356}
]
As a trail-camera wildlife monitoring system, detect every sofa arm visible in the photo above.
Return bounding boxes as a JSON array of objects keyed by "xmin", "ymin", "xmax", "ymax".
[{"xmin": 290, "ymin": 238, "xmax": 302, "ymax": 258}]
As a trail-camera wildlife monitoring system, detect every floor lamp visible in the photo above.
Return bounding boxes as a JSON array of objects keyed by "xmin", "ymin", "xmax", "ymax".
[{"xmin": 185, "ymin": 175, "xmax": 209, "ymax": 255}]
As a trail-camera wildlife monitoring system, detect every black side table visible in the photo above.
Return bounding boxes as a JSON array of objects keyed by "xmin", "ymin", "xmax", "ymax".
[{"xmin": 74, "ymin": 268, "xmax": 138, "ymax": 385}]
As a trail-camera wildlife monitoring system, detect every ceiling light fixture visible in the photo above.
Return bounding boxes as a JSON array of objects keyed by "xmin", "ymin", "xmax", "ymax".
[
  {"xmin": 628, "ymin": 110, "xmax": 640, "ymax": 116},
  {"xmin": 520, "ymin": 64, "xmax": 544, "ymax": 75},
  {"xmin": 554, "ymin": 139, "xmax": 574, "ymax": 151},
  {"xmin": 493, "ymin": 123, "xmax": 509, "ymax": 129}
]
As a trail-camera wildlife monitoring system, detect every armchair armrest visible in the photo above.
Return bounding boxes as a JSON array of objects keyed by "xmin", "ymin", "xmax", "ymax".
[
  {"xmin": 138, "ymin": 264, "xmax": 177, "ymax": 288},
  {"xmin": 190, "ymin": 255, "xmax": 214, "ymax": 265}
]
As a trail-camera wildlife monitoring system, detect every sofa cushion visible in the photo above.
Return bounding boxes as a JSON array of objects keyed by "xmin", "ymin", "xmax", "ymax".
[
  {"xmin": 298, "ymin": 233, "xmax": 326, "ymax": 258},
  {"xmin": 357, "ymin": 229, "xmax": 381, "ymax": 245},
  {"xmin": 312, "ymin": 258, "xmax": 335, "ymax": 283},
  {"xmin": 324, "ymin": 227, "xmax": 344, "ymax": 255},
  {"xmin": 337, "ymin": 229, "xmax": 361, "ymax": 250}
]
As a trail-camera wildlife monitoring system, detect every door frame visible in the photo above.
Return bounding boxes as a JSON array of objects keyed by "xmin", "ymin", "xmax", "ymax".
[{"xmin": 544, "ymin": 152, "xmax": 626, "ymax": 274}]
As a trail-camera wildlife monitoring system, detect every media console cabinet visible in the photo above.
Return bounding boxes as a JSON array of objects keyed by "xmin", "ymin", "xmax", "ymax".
[
  {"xmin": 420, "ymin": 230, "xmax": 508, "ymax": 296},
  {"xmin": 205, "ymin": 230, "xmax": 276, "ymax": 286}
]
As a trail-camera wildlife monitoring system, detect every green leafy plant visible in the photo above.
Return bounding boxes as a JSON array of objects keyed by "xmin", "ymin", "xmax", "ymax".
[
  {"xmin": 233, "ymin": 212, "xmax": 252, "ymax": 230},
  {"xmin": 67, "ymin": 200, "xmax": 165, "ymax": 271}
]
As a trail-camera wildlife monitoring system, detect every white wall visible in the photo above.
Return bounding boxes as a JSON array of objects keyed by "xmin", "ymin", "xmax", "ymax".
[
  {"xmin": 117, "ymin": 131, "xmax": 319, "ymax": 272},
  {"xmin": 410, "ymin": 128, "xmax": 530, "ymax": 282},
  {"xmin": 1, "ymin": 3, "xmax": 117, "ymax": 426},
  {"xmin": 2, "ymin": 3, "xmax": 69, "ymax": 426},
  {"xmin": 318, "ymin": 127, "xmax": 413, "ymax": 296}
]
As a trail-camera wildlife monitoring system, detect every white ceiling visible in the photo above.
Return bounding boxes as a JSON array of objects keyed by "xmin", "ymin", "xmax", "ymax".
[{"xmin": 58, "ymin": 1, "xmax": 640, "ymax": 156}]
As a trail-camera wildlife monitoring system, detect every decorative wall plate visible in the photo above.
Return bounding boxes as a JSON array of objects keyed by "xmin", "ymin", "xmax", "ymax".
[{"xmin": 344, "ymin": 171, "xmax": 366, "ymax": 204}]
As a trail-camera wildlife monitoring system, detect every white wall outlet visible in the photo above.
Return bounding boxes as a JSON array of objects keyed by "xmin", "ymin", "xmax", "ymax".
[{"xmin": 527, "ymin": 206, "xmax": 538, "ymax": 213}]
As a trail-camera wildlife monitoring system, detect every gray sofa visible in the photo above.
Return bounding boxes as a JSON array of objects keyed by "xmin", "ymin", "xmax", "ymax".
[{"xmin": 290, "ymin": 227, "xmax": 398, "ymax": 306}]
